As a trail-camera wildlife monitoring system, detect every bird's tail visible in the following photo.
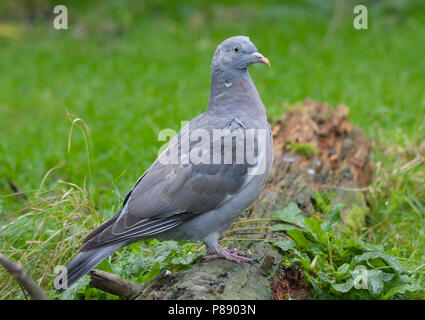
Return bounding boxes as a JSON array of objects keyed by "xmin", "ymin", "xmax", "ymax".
[{"xmin": 54, "ymin": 242, "xmax": 124, "ymax": 293}]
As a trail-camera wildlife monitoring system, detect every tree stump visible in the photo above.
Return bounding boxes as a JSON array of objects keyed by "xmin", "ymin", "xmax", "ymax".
[{"xmin": 91, "ymin": 99, "xmax": 373, "ymax": 300}]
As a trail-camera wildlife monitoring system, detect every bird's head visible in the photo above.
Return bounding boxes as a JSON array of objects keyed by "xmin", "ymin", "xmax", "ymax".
[{"xmin": 212, "ymin": 36, "xmax": 271, "ymax": 71}]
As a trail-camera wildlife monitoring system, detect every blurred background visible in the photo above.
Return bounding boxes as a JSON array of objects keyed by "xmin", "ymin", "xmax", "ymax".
[{"xmin": 0, "ymin": 0, "xmax": 424, "ymax": 299}]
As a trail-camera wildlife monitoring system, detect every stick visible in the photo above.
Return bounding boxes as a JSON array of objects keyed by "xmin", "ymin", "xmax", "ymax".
[
  {"xmin": 89, "ymin": 270, "xmax": 142, "ymax": 299},
  {"xmin": 7, "ymin": 179, "xmax": 28, "ymax": 200},
  {"xmin": 0, "ymin": 254, "xmax": 49, "ymax": 300}
]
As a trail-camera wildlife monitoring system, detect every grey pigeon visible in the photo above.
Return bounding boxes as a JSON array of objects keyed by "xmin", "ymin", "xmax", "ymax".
[{"xmin": 54, "ymin": 36, "xmax": 273, "ymax": 292}]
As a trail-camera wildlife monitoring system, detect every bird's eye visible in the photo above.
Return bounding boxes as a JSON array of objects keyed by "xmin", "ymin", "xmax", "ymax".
[{"xmin": 233, "ymin": 47, "xmax": 239, "ymax": 53}]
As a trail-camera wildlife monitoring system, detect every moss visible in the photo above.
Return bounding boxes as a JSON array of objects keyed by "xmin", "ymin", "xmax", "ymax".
[
  {"xmin": 313, "ymin": 191, "xmax": 336, "ymax": 214},
  {"xmin": 289, "ymin": 143, "xmax": 316, "ymax": 158},
  {"xmin": 342, "ymin": 205, "xmax": 368, "ymax": 238}
]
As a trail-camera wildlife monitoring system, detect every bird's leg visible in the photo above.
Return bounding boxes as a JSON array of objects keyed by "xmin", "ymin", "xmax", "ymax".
[
  {"xmin": 204, "ymin": 243, "xmax": 253, "ymax": 263},
  {"xmin": 223, "ymin": 247, "xmax": 249, "ymax": 257}
]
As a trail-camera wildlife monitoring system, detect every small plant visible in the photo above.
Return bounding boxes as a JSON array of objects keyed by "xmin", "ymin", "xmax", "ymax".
[
  {"xmin": 286, "ymin": 142, "xmax": 316, "ymax": 158},
  {"xmin": 269, "ymin": 203, "xmax": 422, "ymax": 299},
  {"xmin": 59, "ymin": 239, "xmax": 204, "ymax": 300}
]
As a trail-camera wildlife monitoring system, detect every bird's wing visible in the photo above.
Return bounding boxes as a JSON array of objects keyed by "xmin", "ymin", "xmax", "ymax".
[{"xmin": 82, "ymin": 118, "xmax": 262, "ymax": 250}]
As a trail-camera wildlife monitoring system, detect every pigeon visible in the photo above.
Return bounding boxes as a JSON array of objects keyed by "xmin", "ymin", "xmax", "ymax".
[{"xmin": 54, "ymin": 36, "xmax": 273, "ymax": 292}]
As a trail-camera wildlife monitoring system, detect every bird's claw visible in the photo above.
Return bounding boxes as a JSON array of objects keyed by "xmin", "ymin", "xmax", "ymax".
[
  {"xmin": 224, "ymin": 248, "xmax": 249, "ymax": 257},
  {"xmin": 203, "ymin": 246, "xmax": 253, "ymax": 263}
]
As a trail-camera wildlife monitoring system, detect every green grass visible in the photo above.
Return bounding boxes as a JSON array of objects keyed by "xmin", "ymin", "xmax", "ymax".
[{"xmin": 1, "ymin": 0, "xmax": 425, "ymax": 299}]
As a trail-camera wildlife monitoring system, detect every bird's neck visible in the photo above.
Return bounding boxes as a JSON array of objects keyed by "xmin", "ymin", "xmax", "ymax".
[{"xmin": 207, "ymin": 66, "xmax": 266, "ymax": 119}]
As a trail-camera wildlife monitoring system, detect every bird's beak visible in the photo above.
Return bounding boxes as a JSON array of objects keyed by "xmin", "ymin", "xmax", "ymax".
[{"xmin": 252, "ymin": 52, "xmax": 271, "ymax": 67}]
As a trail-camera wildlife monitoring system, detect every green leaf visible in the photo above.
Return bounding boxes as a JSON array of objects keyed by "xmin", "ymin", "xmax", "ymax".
[
  {"xmin": 270, "ymin": 239, "xmax": 296, "ymax": 252},
  {"xmin": 353, "ymin": 251, "xmax": 386, "ymax": 262},
  {"xmin": 139, "ymin": 262, "xmax": 161, "ymax": 282},
  {"xmin": 335, "ymin": 263, "xmax": 350, "ymax": 280},
  {"xmin": 350, "ymin": 268, "xmax": 394, "ymax": 297},
  {"xmin": 270, "ymin": 201, "xmax": 422, "ymax": 300},
  {"xmin": 318, "ymin": 270, "xmax": 335, "ymax": 285},
  {"xmin": 305, "ymin": 218, "xmax": 327, "ymax": 244},
  {"xmin": 171, "ymin": 252, "xmax": 197, "ymax": 265},
  {"xmin": 381, "ymin": 254, "xmax": 403, "ymax": 274},
  {"xmin": 287, "ymin": 229, "xmax": 325, "ymax": 256},
  {"xmin": 365, "ymin": 270, "xmax": 386, "ymax": 296},
  {"xmin": 353, "ymin": 239, "xmax": 384, "ymax": 252},
  {"xmin": 61, "ymin": 275, "xmax": 90, "ymax": 300},
  {"xmin": 321, "ymin": 204, "xmax": 344, "ymax": 232},
  {"xmin": 381, "ymin": 275, "xmax": 422, "ymax": 299},
  {"xmin": 271, "ymin": 203, "xmax": 306, "ymax": 228},
  {"xmin": 353, "ymin": 251, "xmax": 403, "ymax": 273},
  {"xmin": 130, "ymin": 243, "xmax": 142, "ymax": 254},
  {"xmin": 287, "ymin": 229, "xmax": 310, "ymax": 248},
  {"xmin": 332, "ymin": 278, "xmax": 354, "ymax": 293},
  {"xmin": 292, "ymin": 248, "xmax": 311, "ymax": 270}
]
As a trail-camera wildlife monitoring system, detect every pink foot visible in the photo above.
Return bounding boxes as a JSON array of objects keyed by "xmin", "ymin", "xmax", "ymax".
[{"xmin": 204, "ymin": 245, "xmax": 253, "ymax": 263}]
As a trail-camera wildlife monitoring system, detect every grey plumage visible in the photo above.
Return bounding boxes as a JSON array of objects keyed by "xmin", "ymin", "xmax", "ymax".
[{"xmin": 54, "ymin": 36, "xmax": 273, "ymax": 292}]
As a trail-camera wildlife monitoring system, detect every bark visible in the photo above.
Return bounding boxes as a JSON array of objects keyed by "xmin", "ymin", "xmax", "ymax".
[
  {"xmin": 91, "ymin": 100, "xmax": 373, "ymax": 300},
  {"xmin": 89, "ymin": 270, "xmax": 142, "ymax": 299}
]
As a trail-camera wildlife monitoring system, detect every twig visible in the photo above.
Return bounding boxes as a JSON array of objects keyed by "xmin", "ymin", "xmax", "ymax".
[
  {"xmin": 0, "ymin": 254, "xmax": 49, "ymax": 300},
  {"xmin": 232, "ymin": 218, "xmax": 277, "ymax": 225},
  {"xmin": 220, "ymin": 238, "xmax": 267, "ymax": 242},
  {"xmin": 7, "ymin": 179, "xmax": 28, "ymax": 200},
  {"xmin": 89, "ymin": 270, "xmax": 142, "ymax": 299},
  {"xmin": 225, "ymin": 226, "xmax": 270, "ymax": 236},
  {"xmin": 232, "ymin": 218, "xmax": 303, "ymax": 228}
]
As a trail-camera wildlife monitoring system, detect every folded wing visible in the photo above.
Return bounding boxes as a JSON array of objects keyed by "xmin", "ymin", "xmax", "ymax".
[{"xmin": 82, "ymin": 118, "xmax": 260, "ymax": 250}]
